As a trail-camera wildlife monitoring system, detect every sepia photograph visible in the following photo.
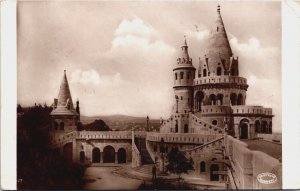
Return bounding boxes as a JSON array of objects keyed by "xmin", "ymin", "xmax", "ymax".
[{"xmin": 10, "ymin": 0, "xmax": 288, "ymax": 189}]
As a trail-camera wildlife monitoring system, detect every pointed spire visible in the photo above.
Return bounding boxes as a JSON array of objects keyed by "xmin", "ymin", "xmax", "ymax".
[
  {"xmin": 57, "ymin": 70, "xmax": 74, "ymax": 109},
  {"xmin": 206, "ymin": 4, "xmax": 233, "ymax": 70},
  {"xmin": 180, "ymin": 35, "xmax": 190, "ymax": 61},
  {"xmin": 50, "ymin": 70, "xmax": 79, "ymax": 116}
]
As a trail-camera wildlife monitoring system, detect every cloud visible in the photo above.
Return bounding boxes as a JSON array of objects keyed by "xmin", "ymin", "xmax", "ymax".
[
  {"xmin": 71, "ymin": 69, "xmax": 101, "ymax": 85},
  {"xmin": 115, "ymin": 18, "xmax": 157, "ymax": 38},
  {"xmin": 112, "ymin": 18, "xmax": 175, "ymax": 54}
]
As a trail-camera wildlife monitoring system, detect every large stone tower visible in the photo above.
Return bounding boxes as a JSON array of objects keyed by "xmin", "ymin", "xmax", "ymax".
[
  {"xmin": 173, "ymin": 37, "xmax": 196, "ymax": 114},
  {"xmin": 51, "ymin": 70, "xmax": 79, "ymax": 132}
]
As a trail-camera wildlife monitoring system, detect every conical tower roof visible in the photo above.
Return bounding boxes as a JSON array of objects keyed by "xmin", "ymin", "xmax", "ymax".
[
  {"xmin": 175, "ymin": 36, "xmax": 195, "ymax": 68},
  {"xmin": 180, "ymin": 36, "xmax": 190, "ymax": 60},
  {"xmin": 206, "ymin": 5, "xmax": 233, "ymax": 70},
  {"xmin": 51, "ymin": 70, "xmax": 78, "ymax": 116}
]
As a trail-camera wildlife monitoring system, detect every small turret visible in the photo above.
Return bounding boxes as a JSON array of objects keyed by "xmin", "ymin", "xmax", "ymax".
[{"xmin": 173, "ymin": 36, "xmax": 196, "ymax": 114}]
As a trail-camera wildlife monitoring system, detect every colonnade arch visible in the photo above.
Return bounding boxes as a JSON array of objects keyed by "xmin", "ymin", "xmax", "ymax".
[
  {"xmin": 239, "ymin": 119, "xmax": 249, "ymax": 139},
  {"xmin": 103, "ymin": 145, "xmax": 115, "ymax": 163},
  {"xmin": 117, "ymin": 148, "xmax": 126, "ymax": 163}
]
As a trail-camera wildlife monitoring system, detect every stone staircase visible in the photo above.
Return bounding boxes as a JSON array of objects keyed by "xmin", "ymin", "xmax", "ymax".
[{"xmin": 135, "ymin": 138, "xmax": 154, "ymax": 164}]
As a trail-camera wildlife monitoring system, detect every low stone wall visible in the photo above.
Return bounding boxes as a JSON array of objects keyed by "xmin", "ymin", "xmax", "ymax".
[{"xmin": 225, "ymin": 135, "xmax": 281, "ymax": 189}]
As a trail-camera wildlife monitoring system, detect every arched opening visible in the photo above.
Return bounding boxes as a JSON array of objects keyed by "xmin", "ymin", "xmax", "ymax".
[
  {"xmin": 195, "ymin": 91, "xmax": 204, "ymax": 111},
  {"xmin": 210, "ymin": 164, "xmax": 219, "ymax": 181},
  {"xmin": 217, "ymin": 94, "xmax": 223, "ymax": 105},
  {"xmin": 217, "ymin": 67, "xmax": 222, "ymax": 76},
  {"xmin": 184, "ymin": 124, "xmax": 188, "ymax": 133},
  {"xmin": 262, "ymin": 121, "xmax": 267, "ymax": 133},
  {"xmin": 200, "ymin": 161, "xmax": 206, "ymax": 173},
  {"xmin": 180, "ymin": 72, "xmax": 184, "ymax": 79},
  {"xmin": 62, "ymin": 142, "xmax": 72, "ymax": 161},
  {"xmin": 203, "ymin": 69, "xmax": 207, "ymax": 77},
  {"xmin": 255, "ymin": 120, "xmax": 261, "ymax": 133},
  {"xmin": 60, "ymin": 122, "xmax": 64, "ymax": 130},
  {"xmin": 239, "ymin": 119, "xmax": 249, "ymax": 139},
  {"xmin": 117, "ymin": 148, "xmax": 126, "ymax": 163},
  {"xmin": 230, "ymin": 93, "xmax": 237, "ymax": 105},
  {"xmin": 237, "ymin": 94, "xmax": 243, "ymax": 105},
  {"xmin": 80, "ymin": 151, "xmax": 85, "ymax": 163},
  {"xmin": 92, "ymin": 147, "xmax": 100, "ymax": 163},
  {"xmin": 175, "ymin": 121, "xmax": 178, "ymax": 133},
  {"xmin": 175, "ymin": 73, "xmax": 178, "ymax": 80},
  {"xmin": 103, "ymin": 146, "xmax": 115, "ymax": 163},
  {"xmin": 209, "ymin": 94, "xmax": 217, "ymax": 105}
]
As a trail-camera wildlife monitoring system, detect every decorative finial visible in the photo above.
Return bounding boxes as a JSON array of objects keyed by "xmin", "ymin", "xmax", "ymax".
[
  {"xmin": 184, "ymin": 35, "xmax": 187, "ymax": 46},
  {"xmin": 217, "ymin": 4, "xmax": 220, "ymax": 13}
]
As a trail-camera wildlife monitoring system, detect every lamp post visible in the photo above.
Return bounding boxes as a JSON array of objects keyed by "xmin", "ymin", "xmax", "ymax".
[
  {"xmin": 146, "ymin": 116, "xmax": 149, "ymax": 132},
  {"xmin": 175, "ymin": 95, "xmax": 179, "ymax": 113},
  {"xmin": 160, "ymin": 138, "xmax": 165, "ymax": 173}
]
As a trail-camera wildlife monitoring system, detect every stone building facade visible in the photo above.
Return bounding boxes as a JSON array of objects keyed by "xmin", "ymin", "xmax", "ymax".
[{"xmin": 49, "ymin": 5, "xmax": 281, "ymax": 189}]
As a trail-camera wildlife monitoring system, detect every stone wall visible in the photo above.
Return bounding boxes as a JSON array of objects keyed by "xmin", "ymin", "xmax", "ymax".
[{"xmin": 225, "ymin": 135, "xmax": 282, "ymax": 189}]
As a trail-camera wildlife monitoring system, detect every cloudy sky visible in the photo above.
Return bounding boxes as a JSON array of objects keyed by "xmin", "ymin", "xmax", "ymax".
[{"xmin": 17, "ymin": 1, "xmax": 281, "ymax": 132}]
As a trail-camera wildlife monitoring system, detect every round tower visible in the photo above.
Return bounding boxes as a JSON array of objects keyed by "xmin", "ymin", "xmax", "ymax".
[
  {"xmin": 193, "ymin": 5, "xmax": 249, "ymax": 134},
  {"xmin": 173, "ymin": 37, "xmax": 196, "ymax": 114}
]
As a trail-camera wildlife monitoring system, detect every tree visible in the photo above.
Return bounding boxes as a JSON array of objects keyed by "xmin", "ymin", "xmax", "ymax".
[
  {"xmin": 166, "ymin": 146, "xmax": 194, "ymax": 188},
  {"xmin": 84, "ymin": 119, "xmax": 111, "ymax": 131}
]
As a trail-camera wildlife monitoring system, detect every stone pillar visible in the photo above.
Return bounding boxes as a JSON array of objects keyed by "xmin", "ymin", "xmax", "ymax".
[
  {"xmin": 115, "ymin": 152, "xmax": 118, "ymax": 163},
  {"xmin": 100, "ymin": 152, "xmax": 103, "ymax": 163}
]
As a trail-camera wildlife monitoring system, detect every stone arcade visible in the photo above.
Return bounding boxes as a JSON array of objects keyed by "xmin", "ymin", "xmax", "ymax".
[{"xmin": 49, "ymin": 6, "xmax": 281, "ymax": 189}]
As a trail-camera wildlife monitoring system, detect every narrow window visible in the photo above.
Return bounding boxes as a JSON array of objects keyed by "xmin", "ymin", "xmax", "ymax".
[
  {"xmin": 217, "ymin": 67, "xmax": 222, "ymax": 76},
  {"xmin": 175, "ymin": 73, "xmax": 178, "ymax": 80},
  {"xmin": 180, "ymin": 72, "xmax": 184, "ymax": 79},
  {"xmin": 203, "ymin": 69, "xmax": 207, "ymax": 77}
]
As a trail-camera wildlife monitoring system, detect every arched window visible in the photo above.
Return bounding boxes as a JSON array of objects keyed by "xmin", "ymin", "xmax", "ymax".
[
  {"xmin": 175, "ymin": 73, "xmax": 178, "ymax": 80},
  {"xmin": 217, "ymin": 94, "xmax": 223, "ymax": 105},
  {"xmin": 203, "ymin": 69, "xmax": 207, "ymax": 77},
  {"xmin": 195, "ymin": 91, "xmax": 205, "ymax": 111},
  {"xmin": 217, "ymin": 67, "xmax": 222, "ymax": 76},
  {"xmin": 230, "ymin": 93, "xmax": 237, "ymax": 105},
  {"xmin": 209, "ymin": 94, "xmax": 216, "ymax": 105},
  {"xmin": 237, "ymin": 94, "xmax": 243, "ymax": 105},
  {"xmin": 60, "ymin": 122, "xmax": 64, "ymax": 130},
  {"xmin": 262, "ymin": 121, "xmax": 267, "ymax": 133},
  {"xmin": 184, "ymin": 124, "xmax": 188, "ymax": 133},
  {"xmin": 200, "ymin": 161, "xmax": 206, "ymax": 172},
  {"xmin": 175, "ymin": 121, "xmax": 178, "ymax": 133},
  {"xmin": 180, "ymin": 72, "xmax": 184, "ymax": 79}
]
